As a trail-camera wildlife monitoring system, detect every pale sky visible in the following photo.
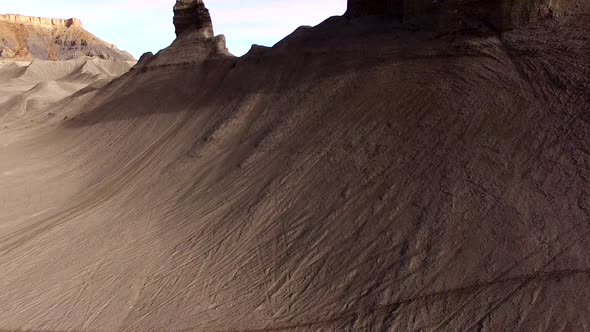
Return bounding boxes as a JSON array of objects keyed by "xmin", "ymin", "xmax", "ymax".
[{"xmin": 0, "ymin": 0, "xmax": 346, "ymax": 58}]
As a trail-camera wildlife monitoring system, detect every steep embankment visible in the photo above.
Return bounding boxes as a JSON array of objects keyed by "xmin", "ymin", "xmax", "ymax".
[
  {"xmin": 0, "ymin": 0, "xmax": 589, "ymax": 331},
  {"xmin": 0, "ymin": 14, "xmax": 135, "ymax": 61}
]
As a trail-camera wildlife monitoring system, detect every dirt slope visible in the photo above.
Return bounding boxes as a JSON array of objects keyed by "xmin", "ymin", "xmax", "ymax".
[{"xmin": 0, "ymin": 1, "xmax": 588, "ymax": 331}]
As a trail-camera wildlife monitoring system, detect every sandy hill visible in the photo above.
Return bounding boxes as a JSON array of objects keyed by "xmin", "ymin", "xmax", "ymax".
[
  {"xmin": 0, "ymin": 14, "xmax": 135, "ymax": 61},
  {"xmin": 0, "ymin": 58, "xmax": 132, "ymax": 124},
  {"xmin": 0, "ymin": 0, "xmax": 589, "ymax": 330}
]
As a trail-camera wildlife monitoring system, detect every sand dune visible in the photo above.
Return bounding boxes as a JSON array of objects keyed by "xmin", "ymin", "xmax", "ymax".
[
  {"xmin": 0, "ymin": 58, "xmax": 132, "ymax": 126},
  {"xmin": 0, "ymin": 1, "xmax": 589, "ymax": 331},
  {"xmin": 0, "ymin": 61, "xmax": 29, "ymax": 79}
]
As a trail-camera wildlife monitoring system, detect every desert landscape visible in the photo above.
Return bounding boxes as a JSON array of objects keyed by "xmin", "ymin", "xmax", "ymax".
[{"xmin": 0, "ymin": 0, "xmax": 589, "ymax": 330}]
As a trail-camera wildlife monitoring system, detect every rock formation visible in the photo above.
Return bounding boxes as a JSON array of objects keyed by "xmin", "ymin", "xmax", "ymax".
[
  {"xmin": 0, "ymin": 14, "xmax": 134, "ymax": 61},
  {"xmin": 138, "ymin": 0, "xmax": 228, "ymax": 68},
  {"xmin": 0, "ymin": 14, "xmax": 82, "ymax": 28},
  {"xmin": 346, "ymin": 0, "xmax": 403, "ymax": 18},
  {"xmin": 173, "ymin": 0, "xmax": 214, "ymax": 38},
  {"xmin": 346, "ymin": 0, "xmax": 590, "ymax": 30}
]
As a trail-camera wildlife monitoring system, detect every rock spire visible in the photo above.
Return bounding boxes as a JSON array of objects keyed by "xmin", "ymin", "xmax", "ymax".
[{"xmin": 173, "ymin": 0, "xmax": 214, "ymax": 38}]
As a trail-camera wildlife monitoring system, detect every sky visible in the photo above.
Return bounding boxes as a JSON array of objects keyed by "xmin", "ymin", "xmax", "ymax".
[{"xmin": 0, "ymin": 0, "xmax": 346, "ymax": 58}]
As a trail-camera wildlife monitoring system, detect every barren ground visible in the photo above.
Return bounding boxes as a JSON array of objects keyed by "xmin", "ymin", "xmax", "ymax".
[{"xmin": 0, "ymin": 13, "xmax": 589, "ymax": 331}]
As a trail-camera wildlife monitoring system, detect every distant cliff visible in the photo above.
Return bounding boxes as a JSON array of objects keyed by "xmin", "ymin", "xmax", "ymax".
[
  {"xmin": 0, "ymin": 14, "xmax": 83, "ymax": 28},
  {"xmin": 0, "ymin": 14, "xmax": 134, "ymax": 61}
]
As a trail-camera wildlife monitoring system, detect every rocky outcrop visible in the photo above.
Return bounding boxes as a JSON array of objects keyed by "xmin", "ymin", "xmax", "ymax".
[
  {"xmin": 346, "ymin": 0, "xmax": 403, "ymax": 18},
  {"xmin": 173, "ymin": 0, "xmax": 214, "ymax": 38},
  {"xmin": 0, "ymin": 14, "xmax": 82, "ymax": 28},
  {"xmin": 346, "ymin": 0, "xmax": 590, "ymax": 30},
  {"xmin": 137, "ymin": 0, "xmax": 229, "ymax": 69},
  {"xmin": 0, "ymin": 14, "xmax": 134, "ymax": 61}
]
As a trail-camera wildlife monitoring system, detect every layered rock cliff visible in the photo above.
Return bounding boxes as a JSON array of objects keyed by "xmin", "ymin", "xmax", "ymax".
[
  {"xmin": 0, "ymin": 14, "xmax": 134, "ymax": 61},
  {"xmin": 0, "ymin": 14, "xmax": 82, "ymax": 28}
]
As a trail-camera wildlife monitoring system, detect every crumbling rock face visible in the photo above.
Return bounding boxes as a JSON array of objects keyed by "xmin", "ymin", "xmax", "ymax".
[
  {"xmin": 346, "ymin": 0, "xmax": 590, "ymax": 30},
  {"xmin": 173, "ymin": 0, "xmax": 214, "ymax": 38}
]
